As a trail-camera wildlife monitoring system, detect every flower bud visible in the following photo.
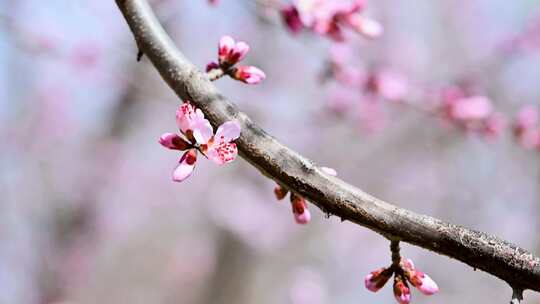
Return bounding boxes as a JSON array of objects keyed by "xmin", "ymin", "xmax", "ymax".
[
  {"xmin": 364, "ymin": 267, "xmax": 393, "ymax": 292},
  {"xmin": 231, "ymin": 66, "xmax": 266, "ymax": 84}
]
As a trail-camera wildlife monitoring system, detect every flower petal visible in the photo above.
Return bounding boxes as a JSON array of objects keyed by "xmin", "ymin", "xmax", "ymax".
[
  {"xmin": 192, "ymin": 119, "xmax": 214, "ymax": 145},
  {"xmin": 159, "ymin": 133, "xmax": 190, "ymax": 150},
  {"xmin": 172, "ymin": 149, "xmax": 197, "ymax": 182},
  {"xmin": 206, "ymin": 142, "xmax": 238, "ymax": 165},
  {"xmin": 215, "ymin": 121, "xmax": 241, "ymax": 144}
]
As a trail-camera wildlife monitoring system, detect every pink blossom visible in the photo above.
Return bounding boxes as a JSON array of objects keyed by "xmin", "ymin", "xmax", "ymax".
[
  {"xmin": 364, "ymin": 267, "xmax": 392, "ymax": 292},
  {"xmin": 293, "ymin": 0, "xmax": 379, "ymax": 41},
  {"xmin": 202, "ymin": 121, "xmax": 241, "ymax": 165},
  {"xmin": 218, "ymin": 35, "xmax": 250, "ymax": 67},
  {"xmin": 514, "ymin": 105, "xmax": 540, "ymax": 149},
  {"xmin": 232, "ymin": 66, "xmax": 266, "ymax": 84},
  {"xmin": 393, "ymin": 276, "xmax": 411, "ymax": 304},
  {"xmin": 208, "ymin": 0, "xmax": 219, "ymax": 5},
  {"xmin": 176, "ymin": 103, "xmax": 207, "ymax": 137},
  {"xmin": 160, "ymin": 103, "xmax": 241, "ymax": 182}
]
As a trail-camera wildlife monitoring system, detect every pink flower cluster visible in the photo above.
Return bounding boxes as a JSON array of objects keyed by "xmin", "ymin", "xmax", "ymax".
[
  {"xmin": 280, "ymin": 0, "xmax": 382, "ymax": 41},
  {"xmin": 206, "ymin": 36, "xmax": 266, "ymax": 84},
  {"xmin": 159, "ymin": 102, "xmax": 241, "ymax": 182},
  {"xmin": 513, "ymin": 105, "xmax": 540, "ymax": 150},
  {"xmin": 440, "ymin": 86, "xmax": 505, "ymax": 139},
  {"xmin": 273, "ymin": 166, "xmax": 337, "ymax": 225},
  {"xmin": 365, "ymin": 258, "xmax": 438, "ymax": 304}
]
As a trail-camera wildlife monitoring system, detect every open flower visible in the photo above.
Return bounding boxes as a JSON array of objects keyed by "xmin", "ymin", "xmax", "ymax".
[{"xmin": 159, "ymin": 102, "xmax": 241, "ymax": 182}]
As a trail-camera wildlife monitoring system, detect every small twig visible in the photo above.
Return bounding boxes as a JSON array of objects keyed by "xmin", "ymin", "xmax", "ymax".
[
  {"xmin": 137, "ymin": 49, "xmax": 144, "ymax": 61},
  {"xmin": 510, "ymin": 287, "xmax": 524, "ymax": 304},
  {"xmin": 207, "ymin": 68, "xmax": 225, "ymax": 82},
  {"xmin": 390, "ymin": 240, "xmax": 401, "ymax": 267}
]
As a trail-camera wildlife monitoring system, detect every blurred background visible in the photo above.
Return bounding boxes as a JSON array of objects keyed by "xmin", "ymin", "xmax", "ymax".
[{"xmin": 1, "ymin": 0, "xmax": 540, "ymax": 303}]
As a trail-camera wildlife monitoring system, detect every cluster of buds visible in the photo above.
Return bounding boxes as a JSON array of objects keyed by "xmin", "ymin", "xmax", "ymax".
[
  {"xmin": 439, "ymin": 85, "xmax": 506, "ymax": 139},
  {"xmin": 365, "ymin": 257, "xmax": 438, "ymax": 304},
  {"xmin": 513, "ymin": 105, "xmax": 540, "ymax": 150},
  {"xmin": 280, "ymin": 0, "xmax": 383, "ymax": 41},
  {"xmin": 273, "ymin": 167, "xmax": 337, "ymax": 225},
  {"xmin": 206, "ymin": 36, "xmax": 266, "ymax": 84},
  {"xmin": 159, "ymin": 102, "xmax": 241, "ymax": 182}
]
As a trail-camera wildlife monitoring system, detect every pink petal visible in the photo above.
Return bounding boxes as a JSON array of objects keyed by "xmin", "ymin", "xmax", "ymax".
[
  {"xmin": 214, "ymin": 121, "xmax": 241, "ymax": 144},
  {"xmin": 206, "ymin": 142, "xmax": 238, "ymax": 165},
  {"xmin": 346, "ymin": 15, "xmax": 383, "ymax": 39},
  {"xmin": 218, "ymin": 35, "xmax": 235, "ymax": 59},
  {"xmin": 192, "ymin": 119, "xmax": 214, "ymax": 145},
  {"xmin": 159, "ymin": 133, "xmax": 189, "ymax": 150},
  {"xmin": 172, "ymin": 149, "xmax": 197, "ymax": 182},
  {"xmin": 232, "ymin": 41, "xmax": 250, "ymax": 63}
]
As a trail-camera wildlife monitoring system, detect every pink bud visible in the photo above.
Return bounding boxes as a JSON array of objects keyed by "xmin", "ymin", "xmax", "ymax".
[
  {"xmin": 281, "ymin": 5, "xmax": 304, "ymax": 34},
  {"xmin": 274, "ymin": 184, "xmax": 289, "ymax": 200},
  {"xmin": 218, "ymin": 35, "xmax": 235, "ymax": 61},
  {"xmin": 321, "ymin": 167, "xmax": 337, "ymax": 176},
  {"xmin": 159, "ymin": 133, "xmax": 190, "ymax": 150},
  {"xmin": 364, "ymin": 267, "xmax": 392, "ymax": 292},
  {"xmin": 393, "ymin": 276, "xmax": 411, "ymax": 304},
  {"xmin": 218, "ymin": 36, "xmax": 250, "ymax": 66},
  {"xmin": 232, "ymin": 66, "xmax": 266, "ymax": 84},
  {"xmin": 401, "ymin": 258, "xmax": 439, "ymax": 296},
  {"xmin": 291, "ymin": 194, "xmax": 310, "ymax": 225},
  {"xmin": 294, "ymin": 208, "xmax": 311, "ymax": 224},
  {"xmin": 413, "ymin": 272, "xmax": 439, "ymax": 295},
  {"xmin": 206, "ymin": 61, "xmax": 220, "ymax": 72}
]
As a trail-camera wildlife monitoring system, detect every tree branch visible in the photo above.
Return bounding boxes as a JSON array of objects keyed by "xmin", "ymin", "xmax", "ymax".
[{"xmin": 115, "ymin": 0, "xmax": 540, "ymax": 293}]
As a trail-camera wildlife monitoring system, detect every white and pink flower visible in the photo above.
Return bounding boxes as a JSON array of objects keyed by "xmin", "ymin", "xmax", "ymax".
[{"xmin": 159, "ymin": 102, "xmax": 241, "ymax": 182}]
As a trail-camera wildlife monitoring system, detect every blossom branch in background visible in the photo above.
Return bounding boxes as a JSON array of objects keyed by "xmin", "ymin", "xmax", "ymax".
[{"xmin": 115, "ymin": 0, "xmax": 540, "ymax": 300}]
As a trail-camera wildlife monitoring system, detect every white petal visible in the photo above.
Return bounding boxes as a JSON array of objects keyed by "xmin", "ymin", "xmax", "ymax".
[
  {"xmin": 214, "ymin": 121, "xmax": 241, "ymax": 143},
  {"xmin": 192, "ymin": 119, "xmax": 214, "ymax": 145}
]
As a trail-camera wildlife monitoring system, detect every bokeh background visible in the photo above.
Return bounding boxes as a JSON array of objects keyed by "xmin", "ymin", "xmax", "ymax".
[{"xmin": 1, "ymin": 0, "xmax": 540, "ymax": 303}]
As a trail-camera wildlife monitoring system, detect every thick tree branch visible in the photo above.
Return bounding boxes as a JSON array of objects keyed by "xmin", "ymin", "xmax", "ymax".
[{"xmin": 115, "ymin": 0, "xmax": 540, "ymax": 293}]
